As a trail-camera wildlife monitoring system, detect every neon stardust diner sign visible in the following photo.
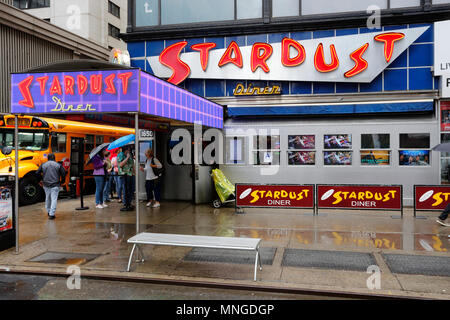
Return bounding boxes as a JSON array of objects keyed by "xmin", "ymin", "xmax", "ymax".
[
  {"xmin": 147, "ymin": 26, "xmax": 429, "ymax": 85},
  {"xmin": 11, "ymin": 70, "xmax": 140, "ymax": 114}
]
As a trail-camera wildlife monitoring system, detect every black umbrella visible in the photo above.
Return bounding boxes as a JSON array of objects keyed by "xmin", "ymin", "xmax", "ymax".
[
  {"xmin": 432, "ymin": 142, "xmax": 450, "ymax": 152},
  {"xmin": 87, "ymin": 143, "xmax": 110, "ymax": 163}
]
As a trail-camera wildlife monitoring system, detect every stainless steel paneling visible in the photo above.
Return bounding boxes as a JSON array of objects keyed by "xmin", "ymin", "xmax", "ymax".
[
  {"xmin": 0, "ymin": 24, "xmax": 73, "ymax": 113},
  {"xmin": 220, "ymin": 114, "xmax": 440, "ymax": 206}
]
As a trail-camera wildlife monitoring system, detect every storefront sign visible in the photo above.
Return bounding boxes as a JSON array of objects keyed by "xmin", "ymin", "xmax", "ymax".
[
  {"xmin": 0, "ymin": 186, "xmax": 13, "ymax": 233},
  {"xmin": 11, "ymin": 69, "xmax": 140, "ymax": 114},
  {"xmin": 317, "ymin": 185, "xmax": 402, "ymax": 211},
  {"xmin": 233, "ymin": 83, "xmax": 281, "ymax": 96},
  {"xmin": 236, "ymin": 184, "xmax": 314, "ymax": 209},
  {"xmin": 147, "ymin": 27, "xmax": 428, "ymax": 85},
  {"xmin": 434, "ymin": 20, "xmax": 450, "ymax": 76},
  {"xmin": 442, "ymin": 74, "xmax": 450, "ymax": 98},
  {"xmin": 414, "ymin": 185, "xmax": 450, "ymax": 212}
]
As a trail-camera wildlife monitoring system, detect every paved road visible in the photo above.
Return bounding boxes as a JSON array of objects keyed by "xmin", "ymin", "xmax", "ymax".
[{"xmin": 0, "ymin": 273, "xmax": 349, "ymax": 300}]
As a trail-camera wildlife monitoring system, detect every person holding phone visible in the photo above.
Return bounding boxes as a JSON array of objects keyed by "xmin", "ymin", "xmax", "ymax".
[{"xmin": 140, "ymin": 148, "xmax": 163, "ymax": 208}]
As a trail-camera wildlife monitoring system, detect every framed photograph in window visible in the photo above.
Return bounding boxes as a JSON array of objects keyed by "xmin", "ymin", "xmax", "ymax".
[
  {"xmin": 399, "ymin": 150, "xmax": 430, "ymax": 166},
  {"xmin": 324, "ymin": 135, "xmax": 352, "ymax": 149},
  {"xmin": 324, "ymin": 151, "xmax": 352, "ymax": 165},
  {"xmin": 360, "ymin": 150, "xmax": 390, "ymax": 166},
  {"xmin": 288, "ymin": 135, "xmax": 315, "ymax": 150},
  {"xmin": 288, "ymin": 151, "xmax": 315, "ymax": 165}
]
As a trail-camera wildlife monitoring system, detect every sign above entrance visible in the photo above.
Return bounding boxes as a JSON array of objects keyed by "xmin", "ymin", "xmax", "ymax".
[
  {"xmin": 10, "ymin": 68, "xmax": 224, "ymax": 129},
  {"xmin": 147, "ymin": 26, "xmax": 429, "ymax": 85}
]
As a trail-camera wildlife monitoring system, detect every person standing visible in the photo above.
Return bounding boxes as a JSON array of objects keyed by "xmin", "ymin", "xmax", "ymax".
[
  {"xmin": 118, "ymin": 146, "xmax": 134, "ymax": 212},
  {"xmin": 103, "ymin": 150, "xmax": 112, "ymax": 203},
  {"xmin": 111, "ymin": 150, "xmax": 123, "ymax": 203},
  {"xmin": 140, "ymin": 149, "xmax": 163, "ymax": 208},
  {"xmin": 92, "ymin": 150, "xmax": 107, "ymax": 209},
  {"xmin": 36, "ymin": 153, "xmax": 66, "ymax": 220}
]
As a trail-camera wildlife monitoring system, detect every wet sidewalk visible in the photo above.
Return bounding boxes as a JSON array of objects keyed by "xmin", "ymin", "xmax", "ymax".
[{"xmin": 0, "ymin": 196, "xmax": 449, "ymax": 299}]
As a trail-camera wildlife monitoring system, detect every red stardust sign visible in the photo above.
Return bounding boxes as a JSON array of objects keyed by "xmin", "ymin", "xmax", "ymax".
[
  {"xmin": 158, "ymin": 33, "xmax": 404, "ymax": 85},
  {"xmin": 236, "ymin": 184, "xmax": 314, "ymax": 209},
  {"xmin": 317, "ymin": 185, "xmax": 402, "ymax": 210},
  {"xmin": 414, "ymin": 186, "xmax": 450, "ymax": 211}
]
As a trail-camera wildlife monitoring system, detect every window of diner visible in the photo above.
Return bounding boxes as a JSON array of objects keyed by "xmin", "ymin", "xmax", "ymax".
[
  {"xmin": 399, "ymin": 133, "xmax": 431, "ymax": 166},
  {"xmin": 323, "ymin": 134, "xmax": 352, "ymax": 166},
  {"xmin": 237, "ymin": 0, "xmax": 263, "ymax": 19},
  {"xmin": 390, "ymin": 0, "xmax": 421, "ymax": 8},
  {"xmin": 161, "ymin": 0, "xmax": 234, "ymax": 25},
  {"xmin": 301, "ymin": 0, "xmax": 387, "ymax": 15},
  {"xmin": 287, "ymin": 135, "xmax": 316, "ymax": 166},
  {"xmin": 253, "ymin": 135, "xmax": 280, "ymax": 165},
  {"xmin": 272, "ymin": 0, "xmax": 300, "ymax": 18},
  {"xmin": 226, "ymin": 136, "xmax": 246, "ymax": 165},
  {"xmin": 360, "ymin": 134, "xmax": 391, "ymax": 166}
]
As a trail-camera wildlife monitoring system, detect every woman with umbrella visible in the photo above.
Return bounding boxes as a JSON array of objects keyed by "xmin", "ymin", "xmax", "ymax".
[{"xmin": 89, "ymin": 143, "xmax": 110, "ymax": 209}]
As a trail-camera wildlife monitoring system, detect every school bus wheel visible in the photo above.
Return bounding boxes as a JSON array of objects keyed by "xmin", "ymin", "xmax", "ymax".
[{"xmin": 19, "ymin": 175, "xmax": 43, "ymax": 205}]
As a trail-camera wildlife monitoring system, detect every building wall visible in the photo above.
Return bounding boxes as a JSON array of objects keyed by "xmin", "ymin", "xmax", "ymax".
[
  {"xmin": 14, "ymin": 0, "xmax": 128, "ymax": 50},
  {"xmin": 0, "ymin": 23, "xmax": 73, "ymax": 113}
]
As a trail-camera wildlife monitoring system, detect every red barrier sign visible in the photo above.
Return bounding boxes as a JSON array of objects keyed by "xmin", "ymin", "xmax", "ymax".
[
  {"xmin": 236, "ymin": 184, "xmax": 314, "ymax": 209},
  {"xmin": 317, "ymin": 185, "xmax": 402, "ymax": 210},
  {"xmin": 414, "ymin": 185, "xmax": 450, "ymax": 211}
]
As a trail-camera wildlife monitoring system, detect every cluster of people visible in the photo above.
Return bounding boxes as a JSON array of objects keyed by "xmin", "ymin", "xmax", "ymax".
[{"xmin": 92, "ymin": 146, "xmax": 162, "ymax": 212}]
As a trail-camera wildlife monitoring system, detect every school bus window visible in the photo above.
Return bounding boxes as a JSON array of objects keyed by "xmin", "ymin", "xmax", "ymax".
[
  {"xmin": 51, "ymin": 133, "xmax": 67, "ymax": 153},
  {"xmin": 96, "ymin": 135, "xmax": 104, "ymax": 146},
  {"xmin": 0, "ymin": 130, "xmax": 49, "ymax": 151},
  {"xmin": 85, "ymin": 135, "xmax": 94, "ymax": 153}
]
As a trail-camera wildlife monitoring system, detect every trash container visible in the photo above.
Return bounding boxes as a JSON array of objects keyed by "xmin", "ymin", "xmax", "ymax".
[{"xmin": 0, "ymin": 175, "xmax": 15, "ymax": 252}]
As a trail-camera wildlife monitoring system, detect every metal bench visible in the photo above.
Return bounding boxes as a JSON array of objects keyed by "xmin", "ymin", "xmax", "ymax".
[{"xmin": 126, "ymin": 232, "xmax": 263, "ymax": 281}]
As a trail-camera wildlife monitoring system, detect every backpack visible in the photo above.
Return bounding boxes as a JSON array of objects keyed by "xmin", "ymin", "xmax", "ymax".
[{"xmin": 151, "ymin": 158, "xmax": 164, "ymax": 178}]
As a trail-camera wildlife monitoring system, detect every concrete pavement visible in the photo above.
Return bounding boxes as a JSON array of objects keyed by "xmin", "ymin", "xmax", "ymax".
[{"xmin": 0, "ymin": 196, "xmax": 448, "ymax": 299}]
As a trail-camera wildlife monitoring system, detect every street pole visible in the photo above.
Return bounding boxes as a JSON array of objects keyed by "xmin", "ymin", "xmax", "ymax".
[
  {"xmin": 14, "ymin": 115, "xmax": 19, "ymax": 254},
  {"xmin": 135, "ymin": 113, "xmax": 140, "ymax": 235}
]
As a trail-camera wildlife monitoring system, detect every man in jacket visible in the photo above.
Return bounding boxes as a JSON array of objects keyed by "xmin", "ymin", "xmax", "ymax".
[{"xmin": 36, "ymin": 153, "xmax": 66, "ymax": 220}]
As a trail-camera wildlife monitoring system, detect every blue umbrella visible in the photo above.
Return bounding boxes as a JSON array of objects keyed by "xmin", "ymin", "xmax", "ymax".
[{"xmin": 107, "ymin": 134, "xmax": 135, "ymax": 151}]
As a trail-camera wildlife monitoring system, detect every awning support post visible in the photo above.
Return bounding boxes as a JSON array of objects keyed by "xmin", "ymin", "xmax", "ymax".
[
  {"xmin": 14, "ymin": 115, "xmax": 19, "ymax": 254},
  {"xmin": 135, "ymin": 113, "xmax": 140, "ymax": 235}
]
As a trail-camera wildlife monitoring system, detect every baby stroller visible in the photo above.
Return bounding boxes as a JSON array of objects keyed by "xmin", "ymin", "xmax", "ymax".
[{"xmin": 211, "ymin": 169, "xmax": 235, "ymax": 208}]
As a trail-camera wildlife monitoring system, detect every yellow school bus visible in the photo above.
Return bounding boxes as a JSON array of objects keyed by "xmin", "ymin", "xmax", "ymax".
[{"xmin": 0, "ymin": 115, "xmax": 134, "ymax": 205}]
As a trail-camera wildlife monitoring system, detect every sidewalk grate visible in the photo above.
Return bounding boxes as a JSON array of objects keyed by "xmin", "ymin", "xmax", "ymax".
[
  {"xmin": 27, "ymin": 252, "xmax": 101, "ymax": 266},
  {"xmin": 282, "ymin": 249, "xmax": 377, "ymax": 272},
  {"xmin": 383, "ymin": 254, "xmax": 450, "ymax": 277},
  {"xmin": 183, "ymin": 247, "xmax": 277, "ymax": 265}
]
